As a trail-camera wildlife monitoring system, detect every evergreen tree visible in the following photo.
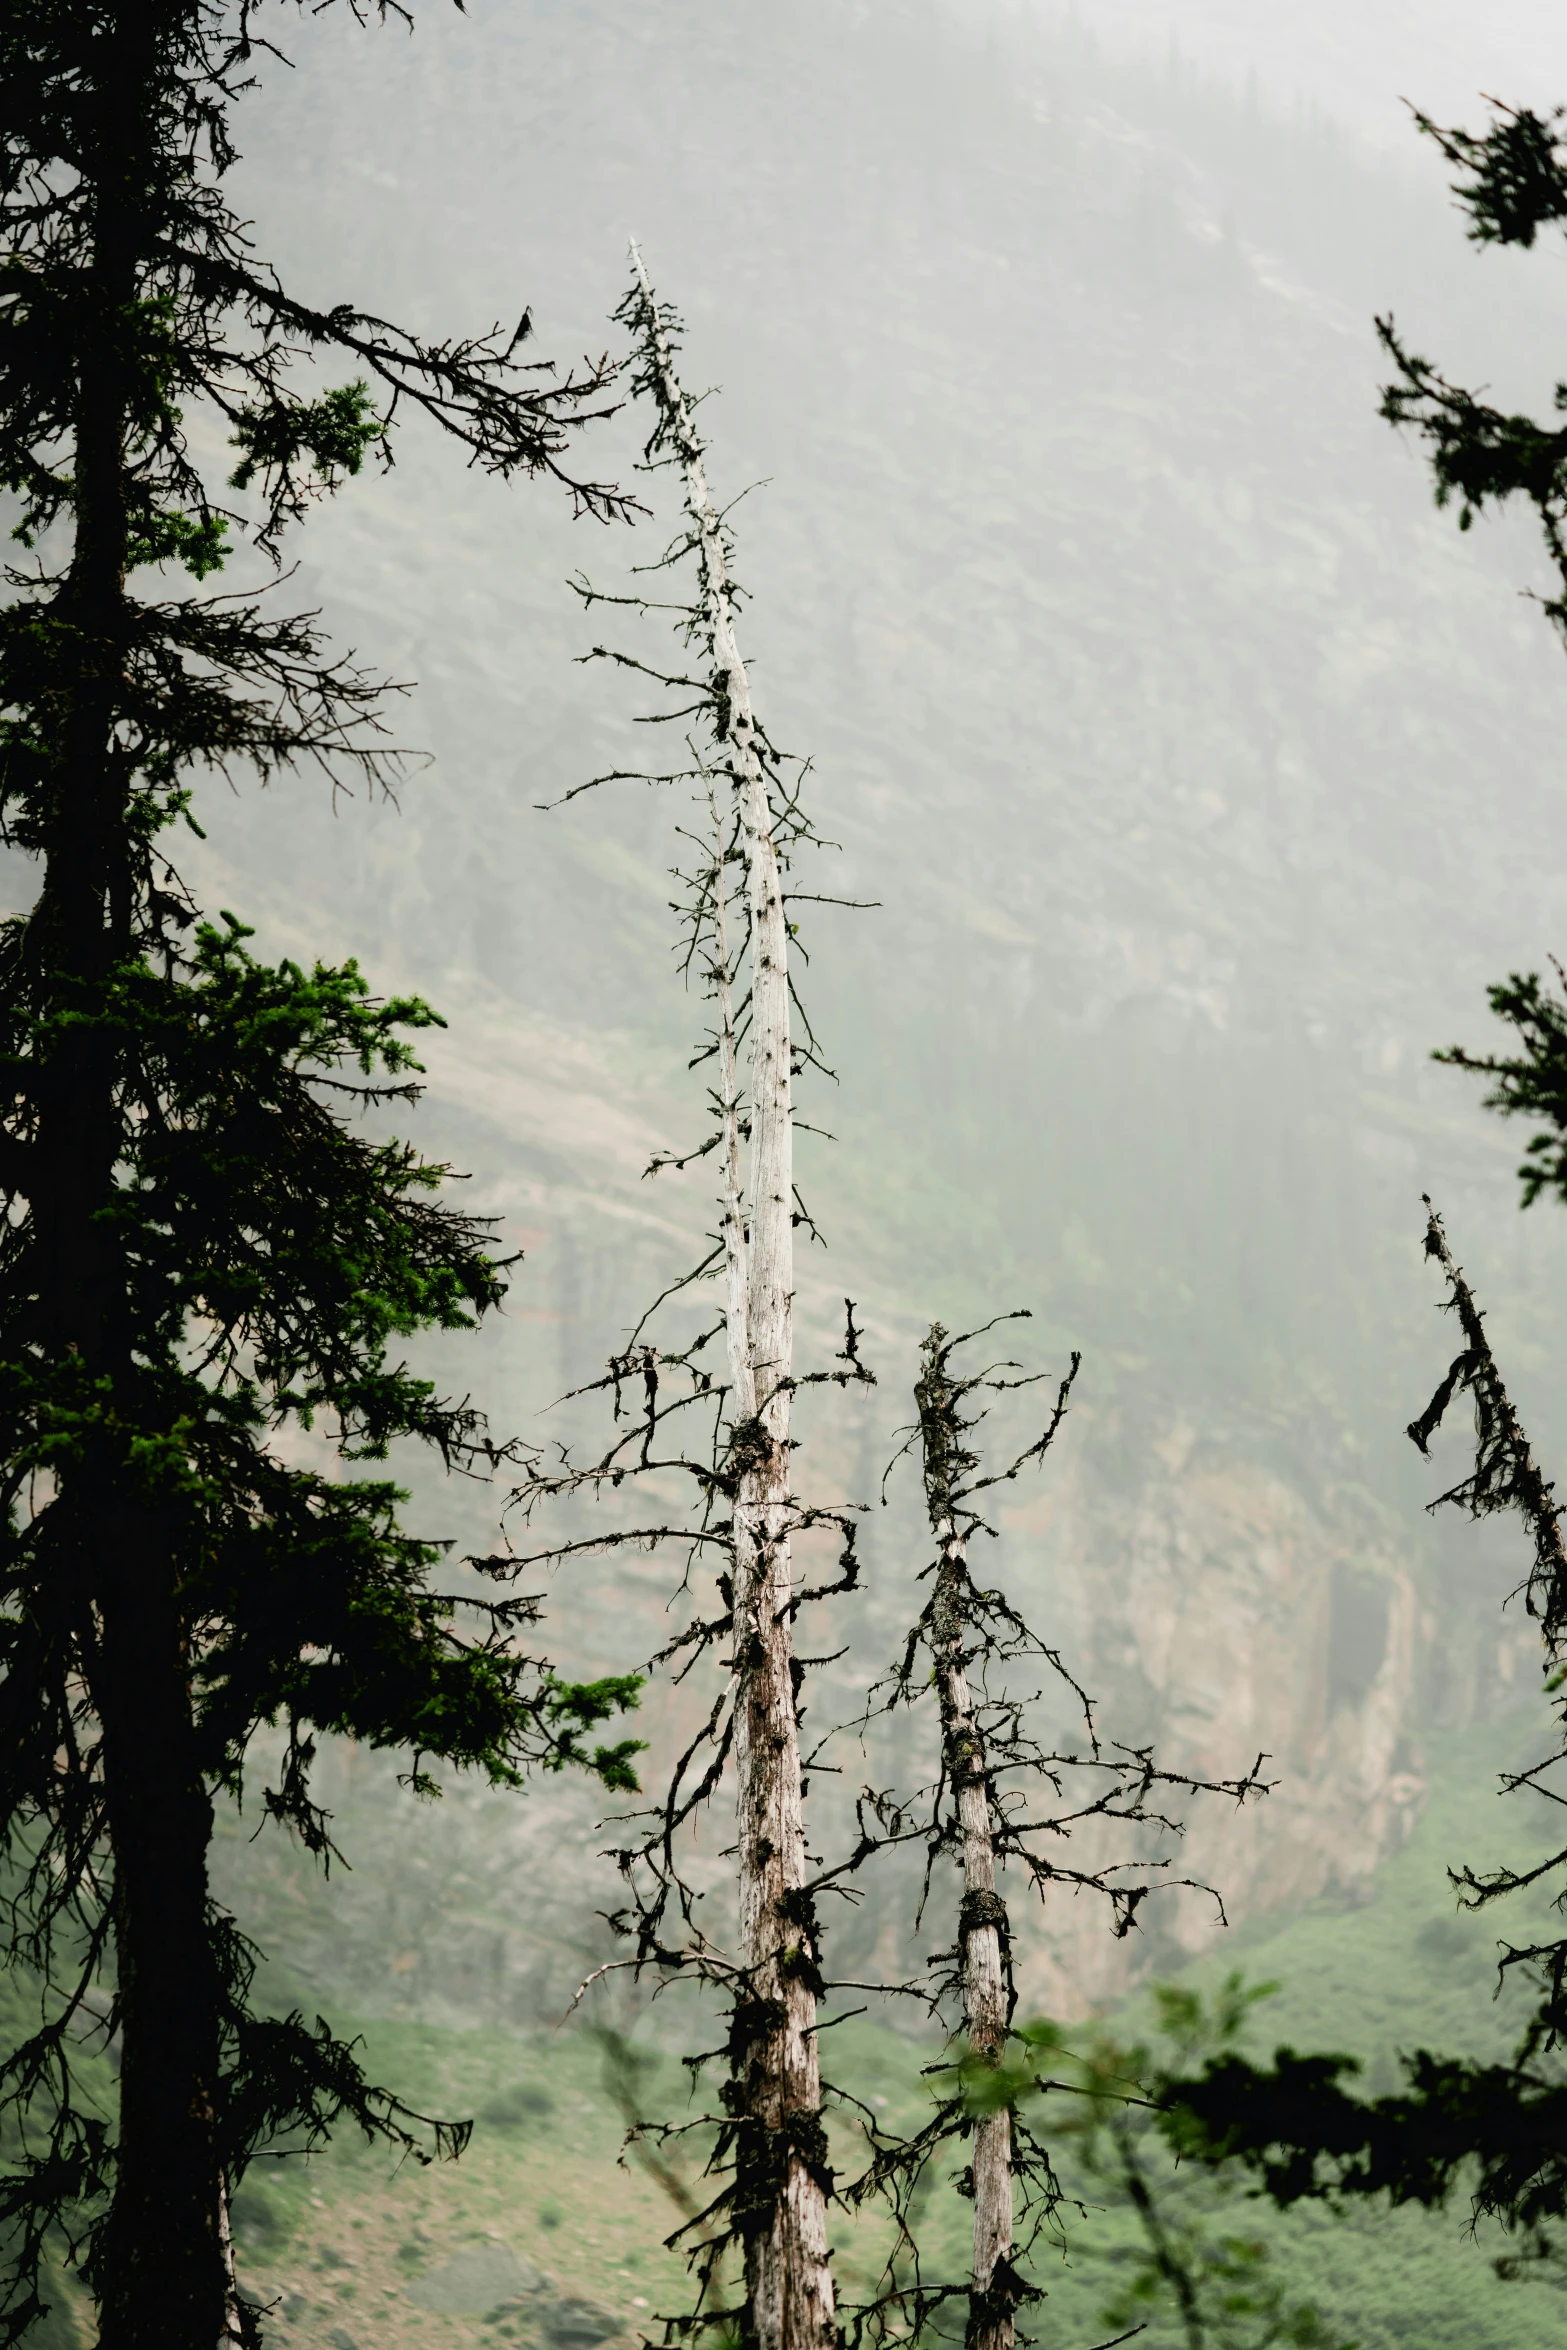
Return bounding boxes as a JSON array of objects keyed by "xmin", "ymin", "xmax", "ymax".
[
  {"xmin": 1377, "ymin": 99, "xmax": 1567, "ymax": 642},
  {"xmin": 0, "ymin": 7, "xmax": 640, "ymax": 2347},
  {"xmin": 1132, "ymin": 91, "xmax": 1567, "ymax": 2277}
]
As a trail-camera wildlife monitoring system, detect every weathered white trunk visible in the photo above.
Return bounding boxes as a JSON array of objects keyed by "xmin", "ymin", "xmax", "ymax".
[
  {"xmin": 708, "ymin": 782, "xmax": 752, "ymax": 1417},
  {"xmin": 217, "ymin": 2176, "xmax": 244, "ymax": 2350},
  {"xmin": 634, "ymin": 248, "xmax": 835, "ymax": 2350},
  {"xmin": 931, "ymin": 1527, "xmax": 1014, "ymax": 2350}
]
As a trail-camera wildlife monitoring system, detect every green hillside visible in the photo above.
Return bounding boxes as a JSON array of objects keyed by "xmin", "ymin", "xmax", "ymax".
[{"xmin": 186, "ymin": 1712, "xmax": 1565, "ymax": 2350}]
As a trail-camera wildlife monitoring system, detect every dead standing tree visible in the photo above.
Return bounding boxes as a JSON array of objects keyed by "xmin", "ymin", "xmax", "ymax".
[
  {"xmin": 508, "ymin": 250, "xmax": 866, "ymax": 2350},
  {"xmin": 916, "ymin": 1324, "xmax": 1075, "ymax": 2350},
  {"xmin": 1402, "ymin": 1197, "xmax": 1567, "ymax": 1997},
  {"xmin": 514, "ymin": 262, "xmax": 1271, "ymax": 2350},
  {"xmin": 846, "ymin": 1321, "xmax": 1269, "ymax": 2350},
  {"xmin": 636, "ymin": 243, "xmax": 842, "ymax": 2350}
]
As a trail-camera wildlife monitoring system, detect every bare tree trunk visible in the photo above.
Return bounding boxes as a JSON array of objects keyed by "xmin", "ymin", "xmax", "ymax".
[
  {"xmin": 708, "ymin": 776, "xmax": 751, "ymax": 1408},
  {"xmin": 218, "ymin": 2175, "xmax": 245, "ymax": 2350},
  {"xmin": 914, "ymin": 1331, "xmax": 1016, "ymax": 2350},
  {"xmin": 930, "ymin": 1525, "xmax": 1015, "ymax": 2350},
  {"xmin": 632, "ymin": 249, "xmax": 836, "ymax": 2350}
]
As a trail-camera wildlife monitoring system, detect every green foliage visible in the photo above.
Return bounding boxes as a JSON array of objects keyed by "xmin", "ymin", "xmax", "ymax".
[
  {"xmin": 126, "ymin": 509, "xmax": 231, "ymax": 578},
  {"xmin": 229, "ymin": 381, "xmax": 387, "ymax": 505},
  {"xmin": 982, "ymin": 1981, "xmax": 1346, "ymax": 2350},
  {"xmin": 1379, "ymin": 102, "xmax": 1567, "ymax": 639},
  {"xmin": 1434, "ymin": 966, "xmax": 1567, "ymax": 1210},
  {"xmin": 0, "ymin": 0, "xmax": 639, "ymax": 2339},
  {"xmin": 1410, "ymin": 102, "xmax": 1567, "ymax": 251}
]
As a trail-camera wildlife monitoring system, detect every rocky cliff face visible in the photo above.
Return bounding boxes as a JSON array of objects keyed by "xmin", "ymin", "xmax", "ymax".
[
  {"xmin": 983, "ymin": 1382, "xmax": 1551, "ymax": 2015},
  {"xmin": 1001, "ymin": 1434, "xmax": 1421, "ymax": 2011}
]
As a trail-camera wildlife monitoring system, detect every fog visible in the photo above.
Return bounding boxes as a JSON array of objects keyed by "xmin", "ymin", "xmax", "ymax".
[
  {"xmin": 1055, "ymin": 0, "xmax": 1567, "ymax": 149},
  {"xmin": 169, "ymin": 0, "xmax": 1567, "ymax": 2032}
]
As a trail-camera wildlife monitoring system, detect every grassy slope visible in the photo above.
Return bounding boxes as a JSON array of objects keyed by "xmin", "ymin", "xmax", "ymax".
[
  {"xmin": 1025, "ymin": 1713, "xmax": 1567, "ymax": 2350},
  {"xmin": 230, "ymin": 2026, "xmax": 696, "ymax": 2350},
  {"xmin": 225, "ymin": 1713, "xmax": 1567, "ymax": 2350}
]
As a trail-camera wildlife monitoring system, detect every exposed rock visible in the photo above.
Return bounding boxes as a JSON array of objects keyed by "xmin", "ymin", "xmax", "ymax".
[
  {"xmin": 481, "ymin": 2082, "xmax": 556, "ymax": 2129},
  {"xmin": 408, "ymin": 2245, "xmax": 546, "ymax": 2314},
  {"xmin": 542, "ymin": 2300, "xmax": 622, "ymax": 2348},
  {"xmin": 1002, "ymin": 1417, "xmax": 1434, "ymax": 2013}
]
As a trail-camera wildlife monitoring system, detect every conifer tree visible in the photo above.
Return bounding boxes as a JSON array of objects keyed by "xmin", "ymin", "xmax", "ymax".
[
  {"xmin": 0, "ymin": 8, "xmax": 639, "ymax": 2347},
  {"xmin": 1152, "ymin": 91, "xmax": 1567, "ymax": 2258},
  {"xmin": 1377, "ymin": 99, "xmax": 1567, "ymax": 641}
]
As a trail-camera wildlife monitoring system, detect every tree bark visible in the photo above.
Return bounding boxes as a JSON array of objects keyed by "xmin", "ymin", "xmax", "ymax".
[
  {"xmin": 930, "ymin": 1528, "xmax": 1015, "ymax": 2350},
  {"xmin": 91, "ymin": 1524, "xmax": 226, "ymax": 2350},
  {"xmin": 632, "ymin": 250, "xmax": 836, "ymax": 2350},
  {"xmin": 35, "ymin": 11, "xmax": 229, "ymax": 2341}
]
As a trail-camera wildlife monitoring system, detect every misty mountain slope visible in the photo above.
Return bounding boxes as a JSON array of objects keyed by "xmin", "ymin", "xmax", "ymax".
[
  {"xmin": 206, "ymin": 0, "xmax": 1567, "ymax": 1372},
  {"xmin": 156, "ymin": 0, "xmax": 1567, "ymax": 1999},
  {"xmin": 1056, "ymin": 0, "xmax": 1567, "ymax": 154}
]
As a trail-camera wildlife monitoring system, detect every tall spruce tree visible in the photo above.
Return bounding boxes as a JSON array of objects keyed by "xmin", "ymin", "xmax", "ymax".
[{"xmin": 0, "ymin": 7, "xmax": 640, "ymax": 2348}]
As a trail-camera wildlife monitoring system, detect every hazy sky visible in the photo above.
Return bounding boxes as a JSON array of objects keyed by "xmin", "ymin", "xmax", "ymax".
[{"xmin": 1056, "ymin": 0, "xmax": 1567, "ymax": 152}]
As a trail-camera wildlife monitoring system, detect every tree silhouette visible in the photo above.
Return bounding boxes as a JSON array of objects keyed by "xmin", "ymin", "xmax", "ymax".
[
  {"xmin": 0, "ymin": 6, "xmax": 638, "ymax": 2345},
  {"xmin": 1379, "ymin": 99, "xmax": 1567, "ymax": 647}
]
